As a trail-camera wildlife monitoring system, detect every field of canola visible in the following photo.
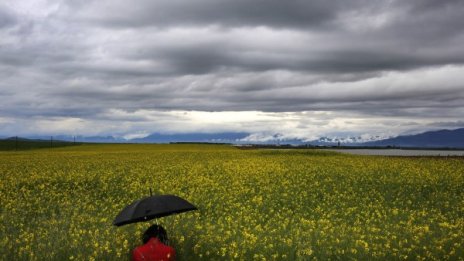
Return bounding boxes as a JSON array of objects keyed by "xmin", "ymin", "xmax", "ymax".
[{"xmin": 1, "ymin": 144, "xmax": 463, "ymax": 260}]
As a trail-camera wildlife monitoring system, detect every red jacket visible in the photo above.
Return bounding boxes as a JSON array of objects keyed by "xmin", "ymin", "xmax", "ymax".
[{"xmin": 132, "ymin": 238, "xmax": 176, "ymax": 261}]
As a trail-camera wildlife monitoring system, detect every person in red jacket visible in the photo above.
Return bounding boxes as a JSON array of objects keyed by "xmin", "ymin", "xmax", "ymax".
[{"xmin": 132, "ymin": 224, "xmax": 176, "ymax": 261}]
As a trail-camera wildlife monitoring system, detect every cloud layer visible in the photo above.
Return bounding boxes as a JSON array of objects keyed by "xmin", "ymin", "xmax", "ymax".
[{"xmin": 1, "ymin": 0, "xmax": 464, "ymax": 138}]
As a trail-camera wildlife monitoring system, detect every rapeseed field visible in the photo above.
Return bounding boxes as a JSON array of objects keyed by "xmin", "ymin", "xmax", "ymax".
[{"xmin": 1, "ymin": 144, "xmax": 463, "ymax": 260}]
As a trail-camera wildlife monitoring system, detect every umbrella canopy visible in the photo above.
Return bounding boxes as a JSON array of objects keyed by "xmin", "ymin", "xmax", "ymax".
[{"xmin": 113, "ymin": 194, "xmax": 197, "ymax": 226}]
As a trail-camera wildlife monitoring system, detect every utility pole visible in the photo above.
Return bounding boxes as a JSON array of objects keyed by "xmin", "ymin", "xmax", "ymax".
[
  {"xmin": 15, "ymin": 136, "xmax": 18, "ymax": 151},
  {"xmin": 50, "ymin": 136, "xmax": 53, "ymax": 148}
]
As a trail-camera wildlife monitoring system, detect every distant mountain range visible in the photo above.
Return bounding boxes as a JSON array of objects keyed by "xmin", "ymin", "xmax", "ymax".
[
  {"xmin": 309, "ymin": 135, "xmax": 389, "ymax": 146},
  {"xmin": 361, "ymin": 128, "xmax": 464, "ymax": 148},
  {"xmin": 131, "ymin": 132, "xmax": 250, "ymax": 143},
  {"xmin": 13, "ymin": 133, "xmax": 251, "ymax": 144},
  {"xmin": 21, "ymin": 135, "xmax": 125, "ymax": 143},
  {"xmin": 309, "ymin": 128, "xmax": 464, "ymax": 148},
  {"xmin": 2, "ymin": 128, "xmax": 463, "ymax": 148}
]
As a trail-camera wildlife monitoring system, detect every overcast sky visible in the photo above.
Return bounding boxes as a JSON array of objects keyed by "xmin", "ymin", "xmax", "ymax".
[{"xmin": 1, "ymin": 0, "xmax": 464, "ymax": 140}]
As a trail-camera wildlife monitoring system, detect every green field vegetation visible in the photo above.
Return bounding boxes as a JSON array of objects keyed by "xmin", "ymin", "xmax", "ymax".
[
  {"xmin": 0, "ymin": 138, "xmax": 81, "ymax": 151},
  {"xmin": 1, "ymin": 144, "xmax": 463, "ymax": 260}
]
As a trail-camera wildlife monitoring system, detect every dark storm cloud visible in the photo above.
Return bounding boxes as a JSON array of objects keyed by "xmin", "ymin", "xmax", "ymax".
[
  {"xmin": 101, "ymin": 1, "xmax": 464, "ymax": 77},
  {"xmin": 65, "ymin": 0, "xmax": 464, "ymax": 41},
  {"xmin": 43, "ymin": 0, "xmax": 464, "ymax": 78},
  {"xmin": 120, "ymin": 31, "xmax": 464, "ymax": 78},
  {"xmin": 0, "ymin": 6, "xmax": 16, "ymax": 28},
  {"xmin": 1, "ymin": 0, "xmax": 464, "ymax": 137},
  {"xmin": 69, "ymin": 0, "xmax": 464, "ymax": 38},
  {"xmin": 68, "ymin": 0, "xmax": 361, "ymax": 29}
]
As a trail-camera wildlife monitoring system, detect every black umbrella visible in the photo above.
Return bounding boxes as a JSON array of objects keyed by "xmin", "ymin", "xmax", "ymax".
[{"xmin": 113, "ymin": 194, "xmax": 197, "ymax": 226}]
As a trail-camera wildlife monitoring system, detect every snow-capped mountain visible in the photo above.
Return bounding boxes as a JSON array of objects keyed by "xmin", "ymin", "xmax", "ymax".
[{"xmin": 313, "ymin": 135, "xmax": 391, "ymax": 145}]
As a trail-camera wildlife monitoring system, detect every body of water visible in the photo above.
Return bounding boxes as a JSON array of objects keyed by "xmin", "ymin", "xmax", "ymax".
[{"xmin": 326, "ymin": 149, "xmax": 464, "ymax": 156}]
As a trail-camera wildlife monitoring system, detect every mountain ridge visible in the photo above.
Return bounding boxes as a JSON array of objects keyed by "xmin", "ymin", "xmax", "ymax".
[
  {"xmin": 2, "ymin": 128, "xmax": 463, "ymax": 148},
  {"xmin": 360, "ymin": 128, "xmax": 464, "ymax": 148}
]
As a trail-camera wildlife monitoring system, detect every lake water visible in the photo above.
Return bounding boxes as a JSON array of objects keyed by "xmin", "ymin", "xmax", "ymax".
[{"xmin": 326, "ymin": 149, "xmax": 464, "ymax": 156}]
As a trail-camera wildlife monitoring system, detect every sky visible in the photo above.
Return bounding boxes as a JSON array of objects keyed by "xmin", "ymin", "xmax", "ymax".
[{"xmin": 1, "ymin": 0, "xmax": 464, "ymax": 141}]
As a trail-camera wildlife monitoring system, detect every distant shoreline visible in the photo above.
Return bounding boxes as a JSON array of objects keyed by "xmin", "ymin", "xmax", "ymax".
[
  {"xmin": 325, "ymin": 148, "xmax": 464, "ymax": 157},
  {"xmin": 234, "ymin": 144, "xmax": 464, "ymax": 151}
]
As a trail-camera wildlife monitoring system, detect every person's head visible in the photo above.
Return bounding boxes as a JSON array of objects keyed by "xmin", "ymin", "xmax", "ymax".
[{"xmin": 142, "ymin": 224, "xmax": 168, "ymax": 245}]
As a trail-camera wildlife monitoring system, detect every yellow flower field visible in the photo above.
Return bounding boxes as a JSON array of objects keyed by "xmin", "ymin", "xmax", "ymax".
[{"xmin": 1, "ymin": 144, "xmax": 463, "ymax": 260}]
